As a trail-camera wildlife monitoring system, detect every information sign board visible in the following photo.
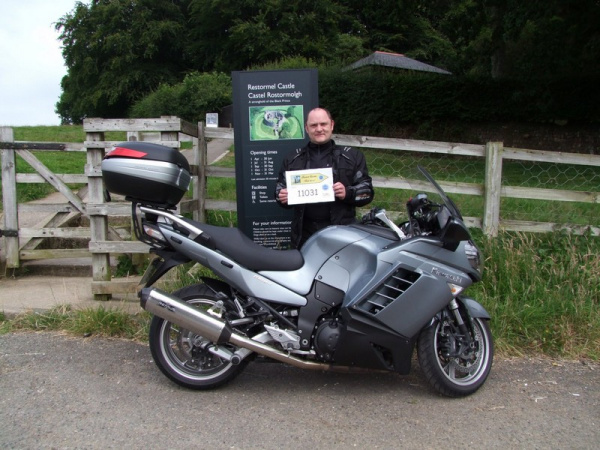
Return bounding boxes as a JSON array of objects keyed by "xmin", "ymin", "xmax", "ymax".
[{"xmin": 232, "ymin": 69, "xmax": 318, "ymax": 248}]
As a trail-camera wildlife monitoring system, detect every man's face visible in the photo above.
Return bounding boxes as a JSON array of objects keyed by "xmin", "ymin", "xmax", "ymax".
[{"xmin": 305, "ymin": 109, "xmax": 334, "ymax": 144}]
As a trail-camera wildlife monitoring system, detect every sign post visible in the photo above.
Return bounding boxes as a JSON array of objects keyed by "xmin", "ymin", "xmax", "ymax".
[{"xmin": 232, "ymin": 69, "xmax": 318, "ymax": 248}]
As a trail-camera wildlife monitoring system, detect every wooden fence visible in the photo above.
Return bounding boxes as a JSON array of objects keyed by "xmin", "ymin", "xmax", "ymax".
[
  {"xmin": 1, "ymin": 118, "xmax": 599, "ymax": 301},
  {"xmin": 201, "ymin": 130, "xmax": 600, "ymax": 236},
  {"xmin": 1, "ymin": 118, "xmax": 205, "ymax": 299}
]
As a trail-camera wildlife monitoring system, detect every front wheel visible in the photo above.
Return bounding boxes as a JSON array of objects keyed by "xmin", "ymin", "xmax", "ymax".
[
  {"xmin": 148, "ymin": 283, "xmax": 250, "ymax": 390},
  {"xmin": 417, "ymin": 315, "xmax": 493, "ymax": 397}
]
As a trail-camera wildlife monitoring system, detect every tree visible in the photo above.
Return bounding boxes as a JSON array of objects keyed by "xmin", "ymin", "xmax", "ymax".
[
  {"xmin": 55, "ymin": 0, "xmax": 599, "ymax": 123},
  {"xmin": 437, "ymin": 0, "xmax": 600, "ymax": 79},
  {"xmin": 341, "ymin": 0, "xmax": 455, "ymax": 66},
  {"xmin": 187, "ymin": 0, "xmax": 366, "ymax": 72},
  {"xmin": 55, "ymin": 0, "xmax": 190, "ymax": 123},
  {"xmin": 500, "ymin": 0, "xmax": 600, "ymax": 79}
]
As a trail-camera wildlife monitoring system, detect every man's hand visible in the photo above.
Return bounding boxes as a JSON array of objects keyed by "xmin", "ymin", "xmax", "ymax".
[
  {"xmin": 333, "ymin": 182, "xmax": 346, "ymax": 199},
  {"xmin": 278, "ymin": 188, "xmax": 288, "ymax": 204}
]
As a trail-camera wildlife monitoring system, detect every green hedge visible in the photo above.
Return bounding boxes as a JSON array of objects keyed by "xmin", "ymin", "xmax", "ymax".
[
  {"xmin": 129, "ymin": 72, "xmax": 232, "ymax": 123},
  {"xmin": 130, "ymin": 66, "xmax": 599, "ymax": 135},
  {"xmin": 320, "ymin": 69, "xmax": 599, "ymax": 135}
]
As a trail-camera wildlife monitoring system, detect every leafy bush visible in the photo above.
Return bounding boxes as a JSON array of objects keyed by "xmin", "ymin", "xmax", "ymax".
[
  {"xmin": 250, "ymin": 56, "xmax": 320, "ymax": 71},
  {"xmin": 320, "ymin": 68, "xmax": 600, "ymax": 135},
  {"xmin": 130, "ymin": 71, "xmax": 232, "ymax": 123},
  {"xmin": 129, "ymin": 63, "xmax": 599, "ymax": 134}
]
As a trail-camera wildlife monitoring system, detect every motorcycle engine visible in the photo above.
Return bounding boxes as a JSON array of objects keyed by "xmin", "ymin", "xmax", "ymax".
[{"xmin": 313, "ymin": 318, "xmax": 341, "ymax": 362}]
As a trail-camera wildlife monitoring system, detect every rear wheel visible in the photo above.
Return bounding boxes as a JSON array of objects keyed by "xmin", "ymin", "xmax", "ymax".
[
  {"xmin": 417, "ymin": 315, "xmax": 493, "ymax": 397},
  {"xmin": 148, "ymin": 283, "xmax": 250, "ymax": 389}
]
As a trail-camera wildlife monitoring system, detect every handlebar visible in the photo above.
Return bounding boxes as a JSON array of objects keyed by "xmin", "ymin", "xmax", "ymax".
[{"xmin": 362, "ymin": 192, "xmax": 446, "ymax": 239}]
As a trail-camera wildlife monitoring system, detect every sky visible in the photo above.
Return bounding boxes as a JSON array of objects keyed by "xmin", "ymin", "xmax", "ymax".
[{"xmin": 0, "ymin": 0, "xmax": 89, "ymax": 126}]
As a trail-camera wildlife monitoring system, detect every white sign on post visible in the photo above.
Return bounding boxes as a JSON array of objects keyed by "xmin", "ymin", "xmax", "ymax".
[
  {"xmin": 285, "ymin": 168, "xmax": 334, "ymax": 205},
  {"xmin": 206, "ymin": 113, "xmax": 218, "ymax": 127}
]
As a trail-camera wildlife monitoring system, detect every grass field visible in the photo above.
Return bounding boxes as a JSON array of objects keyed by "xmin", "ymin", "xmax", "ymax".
[
  {"xmin": 1, "ymin": 125, "xmax": 599, "ymax": 359},
  {"xmin": 0, "ymin": 126, "xmax": 127, "ymax": 208}
]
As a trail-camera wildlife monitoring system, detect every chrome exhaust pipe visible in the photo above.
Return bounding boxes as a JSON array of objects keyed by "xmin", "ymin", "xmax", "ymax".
[
  {"xmin": 140, "ymin": 287, "xmax": 233, "ymax": 344},
  {"xmin": 140, "ymin": 287, "xmax": 334, "ymax": 371}
]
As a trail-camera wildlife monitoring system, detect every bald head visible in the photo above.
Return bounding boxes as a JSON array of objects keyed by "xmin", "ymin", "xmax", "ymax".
[{"xmin": 305, "ymin": 108, "xmax": 335, "ymax": 144}]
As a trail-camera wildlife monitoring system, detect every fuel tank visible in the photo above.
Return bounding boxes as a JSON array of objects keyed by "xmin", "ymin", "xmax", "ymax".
[{"xmin": 259, "ymin": 225, "xmax": 376, "ymax": 295}]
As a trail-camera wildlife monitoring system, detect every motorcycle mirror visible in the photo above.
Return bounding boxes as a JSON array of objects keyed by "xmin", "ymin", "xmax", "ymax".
[{"xmin": 375, "ymin": 209, "xmax": 406, "ymax": 240}]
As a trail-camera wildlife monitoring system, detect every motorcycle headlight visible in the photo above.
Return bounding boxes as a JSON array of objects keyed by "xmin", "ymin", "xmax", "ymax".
[{"xmin": 464, "ymin": 240, "xmax": 483, "ymax": 275}]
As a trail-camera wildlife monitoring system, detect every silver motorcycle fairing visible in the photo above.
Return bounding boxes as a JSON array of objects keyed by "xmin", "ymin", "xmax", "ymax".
[
  {"xmin": 310, "ymin": 231, "xmax": 474, "ymax": 337},
  {"xmin": 156, "ymin": 215, "xmax": 474, "ymax": 336},
  {"xmin": 259, "ymin": 225, "xmax": 381, "ymax": 295},
  {"xmin": 260, "ymin": 223, "xmax": 475, "ymax": 338},
  {"xmin": 157, "ymin": 225, "xmax": 307, "ymax": 306},
  {"xmin": 314, "ymin": 233, "xmax": 397, "ymax": 296},
  {"xmin": 390, "ymin": 235, "xmax": 479, "ymax": 281}
]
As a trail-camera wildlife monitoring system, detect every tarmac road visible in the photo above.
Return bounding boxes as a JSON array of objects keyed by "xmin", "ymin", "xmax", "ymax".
[{"xmin": 1, "ymin": 332, "xmax": 598, "ymax": 449}]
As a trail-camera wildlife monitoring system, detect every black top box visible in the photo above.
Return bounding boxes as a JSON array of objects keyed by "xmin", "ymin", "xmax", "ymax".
[{"xmin": 102, "ymin": 142, "xmax": 191, "ymax": 208}]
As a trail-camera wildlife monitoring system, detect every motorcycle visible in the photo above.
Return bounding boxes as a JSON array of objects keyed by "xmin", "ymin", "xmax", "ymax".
[{"xmin": 102, "ymin": 142, "xmax": 493, "ymax": 397}]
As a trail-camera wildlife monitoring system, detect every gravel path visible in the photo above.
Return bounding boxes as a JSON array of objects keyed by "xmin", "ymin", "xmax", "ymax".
[{"xmin": 1, "ymin": 332, "xmax": 598, "ymax": 449}]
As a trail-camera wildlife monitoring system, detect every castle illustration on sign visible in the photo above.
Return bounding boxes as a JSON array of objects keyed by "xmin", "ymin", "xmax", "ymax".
[{"xmin": 249, "ymin": 106, "xmax": 304, "ymax": 141}]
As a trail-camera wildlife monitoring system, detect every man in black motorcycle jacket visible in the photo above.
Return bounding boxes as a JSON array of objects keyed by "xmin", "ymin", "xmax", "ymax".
[{"xmin": 275, "ymin": 108, "xmax": 374, "ymax": 248}]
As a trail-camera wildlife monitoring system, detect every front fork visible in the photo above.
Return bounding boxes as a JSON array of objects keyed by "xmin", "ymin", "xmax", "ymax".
[
  {"xmin": 441, "ymin": 299, "xmax": 476, "ymax": 358},
  {"xmin": 448, "ymin": 299, "xmax": 472, "ymax": 339}
]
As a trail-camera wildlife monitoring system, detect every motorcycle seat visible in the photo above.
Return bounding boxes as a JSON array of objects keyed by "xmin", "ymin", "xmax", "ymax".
[{"xmin": 173, "ymin": 218, "xmax": 305, "ymax": 272}]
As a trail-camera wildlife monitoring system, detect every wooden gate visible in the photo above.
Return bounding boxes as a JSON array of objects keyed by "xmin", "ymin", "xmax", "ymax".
[{"xmin": 1, "ymin": 118, "xmax": 203, "ymax": 300}]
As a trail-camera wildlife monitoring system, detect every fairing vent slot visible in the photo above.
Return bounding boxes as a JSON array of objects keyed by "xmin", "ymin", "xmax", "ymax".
[{"xmin": 357, "ymin": 268, "xmax": 421, "ymax": 315}]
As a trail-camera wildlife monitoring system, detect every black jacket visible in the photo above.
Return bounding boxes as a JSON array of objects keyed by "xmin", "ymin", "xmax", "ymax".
[{"xmin": 275, "ymin": 139, "xmax": 374, "ymax": 248}]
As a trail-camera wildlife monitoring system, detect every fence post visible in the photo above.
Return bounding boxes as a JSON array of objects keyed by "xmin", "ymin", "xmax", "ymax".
[
  {"xmin": 197, "ymin": 122, "xmax": 207, "ymax": 223},
  {"xmin": 1, "ymin": 127, "xmax": 20, "ymax": 268},
  {"xmin": 160, "ymin": 129, "xmax": 181, "ymax": 217},
  {"xmin": 126, "ymin": 130, "xmax": 145, "ymax": 270},
  {"xmin": 127, "ymin": 131, "xmax": 141, "ymax": 141},
  {"xmin": 483, "ymin": 141, "xmax": 504, "ymax": 237},
  {"xmin": 86, "ymin": 130, "xmax": 111, "ymax": 300}
]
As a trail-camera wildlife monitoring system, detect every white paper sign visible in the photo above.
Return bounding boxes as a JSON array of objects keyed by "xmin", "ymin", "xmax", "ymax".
[{"xmin": 285, "ymin": 168, "xmax": 334, "ymax": 205}]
